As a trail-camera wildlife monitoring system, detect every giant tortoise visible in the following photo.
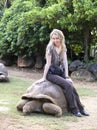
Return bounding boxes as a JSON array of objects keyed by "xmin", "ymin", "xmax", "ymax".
[
  {"xmin": 17, "ymin": 81, "xmax": 68, "ymax": 117},
  {"xmin": 0, "ymin": 63, "xmax": 9, "ymax": 82}
]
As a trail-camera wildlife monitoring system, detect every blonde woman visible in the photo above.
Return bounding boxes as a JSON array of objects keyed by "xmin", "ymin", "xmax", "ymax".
[{"xmin": 37, "ymin": 29, "xmax": 89, "ymax": 117}]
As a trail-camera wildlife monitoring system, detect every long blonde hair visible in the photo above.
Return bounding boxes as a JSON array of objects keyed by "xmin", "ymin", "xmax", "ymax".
[{"xmin": 46, "ymin": 29, "xmax": 66, "ymax": 57}]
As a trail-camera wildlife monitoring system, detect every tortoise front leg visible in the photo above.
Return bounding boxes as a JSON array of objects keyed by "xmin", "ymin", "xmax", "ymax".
[
  {"xmin": 43, "ymin": 103, "xmax": 62, "ymax": 117},
  {"xmin": 23, "ymin": 100, "xmax": 43, "ymax": 115},
  {"xmin": 17, "ymin": 99, "xmax": 29, "ymax": 111}
]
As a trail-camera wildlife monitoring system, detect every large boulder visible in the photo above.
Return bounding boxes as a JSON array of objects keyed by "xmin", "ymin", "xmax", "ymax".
[
  {"xmin": 71, "ymin": 69, "xmax": 96, "ymax": 82},
  {"xmin": 17, "ymin": 56, "xmax": 35, "ymax": 67},
  {"xmin": 69, "ymin": 60, "xmax": 86, "ymax": 72},
  {"xmin": 88, "ymin": 62, "xmax": 97, "ymax": 79}
]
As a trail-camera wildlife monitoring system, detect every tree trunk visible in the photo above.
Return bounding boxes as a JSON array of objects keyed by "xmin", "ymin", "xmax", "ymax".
[
  {"xmin": 83, "ymin": 29, "xmax": 90, "ymax": 63},
  {"xmin": 4, "ymin": 0, "xmax": 11, "ymax": 8}
]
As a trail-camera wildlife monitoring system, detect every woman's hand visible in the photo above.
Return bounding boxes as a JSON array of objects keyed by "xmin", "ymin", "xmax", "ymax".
[
  {"xmin": 34, "ymin": 77, "xmax": 46, "ymax": 84},
  {"xmin": 66, "ymin": 77, "xmax": 73, "ymax": 83},
  {"xmin": 27, "ymin": 78, "xmax": 46, "ymax": 92}
]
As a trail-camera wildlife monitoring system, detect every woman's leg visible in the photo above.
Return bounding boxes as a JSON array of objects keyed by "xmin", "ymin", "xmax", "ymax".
[
  {"xmin": 73, "ymin": 87, "xmax": 84, "ymax": 111},
  {"xmin": 61, "ymin": 72, "xmax": 84, "ymax": 111},
  {"xmin": 46, "ymin": 73, "xmax": 79, "ymax": 114}
]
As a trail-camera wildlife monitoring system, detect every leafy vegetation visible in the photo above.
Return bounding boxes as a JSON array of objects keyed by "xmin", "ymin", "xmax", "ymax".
[{"xmin": 0, "ymin": 0, "xmax": 97, "ymax": 62}]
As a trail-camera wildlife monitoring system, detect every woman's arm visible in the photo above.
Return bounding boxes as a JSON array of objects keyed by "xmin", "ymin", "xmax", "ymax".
[
  {"xmin": 63, "ymin": 51, "xmax": 69, "ymax": 78},
  {"xmin": 35, "ymin": 53, "xmax": 51, "ymax": 83},
  {"xmin": 63, "ymin": 51, "xmax": 73, "ymax": 82},
  {"xmin": 43, "ymin": 54, "xmax": 51, "ymax": 79}
]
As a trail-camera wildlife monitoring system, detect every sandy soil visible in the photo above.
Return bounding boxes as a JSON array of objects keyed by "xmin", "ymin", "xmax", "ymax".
[{"xmin": 1, "ymin": 66, "xmax": 97, "ymax": 130}]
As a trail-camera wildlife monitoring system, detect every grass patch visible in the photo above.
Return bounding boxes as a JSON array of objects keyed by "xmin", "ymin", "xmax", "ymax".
[
  {"xmin": 0, "ymin": 77, "xmax": 73, "ymax": 130},
  {"xmin": 82, "ymin": 129, "xmax": 97, "ymax": 130},
  {"xmin": 77, "ymin": 88, "xmax": 97, "ymax": 97},
  {"xmin": 0, "ymin": 77, "xmax": 32, "ymax": 115},
  {"xmin": 0, "ymin": 77, "xmax": 96, "ymax": 130}
]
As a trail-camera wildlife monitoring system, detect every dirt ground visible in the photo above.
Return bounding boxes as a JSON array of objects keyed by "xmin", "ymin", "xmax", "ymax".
[{"xmin": 2, "ymin": 66, "xmax": 97, "ymax": 130}]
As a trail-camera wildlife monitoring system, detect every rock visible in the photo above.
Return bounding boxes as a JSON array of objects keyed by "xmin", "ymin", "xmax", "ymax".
[
  {"xmin": 17, "ymin": 56, "xmax": 35, "ymax": 67},
  {"xmin": 69, "ymin": 60, "xmax": 86, "ymax": 72},
  {"xmin": 88, "ymin": 62, "xmax": 97, "ymax": 78},
  {"xmin": 34, "ymin": 54, "xmax": 43, "ymax": 69},
  {"xmin": 71, "ymin": 69, "xmax": 96, "ymax": 82}
]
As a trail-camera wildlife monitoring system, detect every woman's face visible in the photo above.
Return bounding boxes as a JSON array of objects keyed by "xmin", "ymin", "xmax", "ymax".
[{"xmin": 51, "ymin": 33, "xmax": 61, "ymax": 48}]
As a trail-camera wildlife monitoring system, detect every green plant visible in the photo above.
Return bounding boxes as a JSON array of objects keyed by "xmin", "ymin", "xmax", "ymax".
[
  {"xmin": 70, "ymin": 44, "xmax": 83, "ymax": 56},
  {"xmin": 0, "ymin": 0, "xmax": 97, "ymax": 61},
  {"xmin": 0, "ymin": 0, "xmax": 38, "ymax": 57}
]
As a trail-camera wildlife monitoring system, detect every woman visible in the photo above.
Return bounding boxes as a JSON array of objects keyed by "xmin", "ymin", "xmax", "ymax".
[{"xmin": 37, "ymin": 29, "xmax": 89, "ymax": 117}]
